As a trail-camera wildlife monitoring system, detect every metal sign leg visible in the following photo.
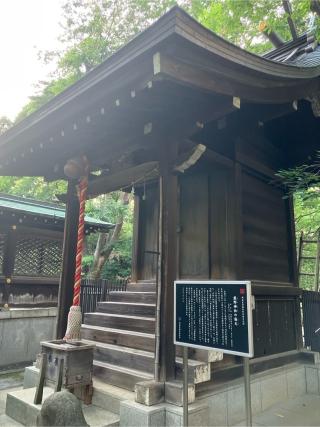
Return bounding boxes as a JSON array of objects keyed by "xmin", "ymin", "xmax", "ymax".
[
  {"xmin": 183, "ymin": 346, "xmax": 189, "ymax": 427},
  {"xmin": 243, "ymin": 357, "xmax": 252, "ymax": 427}
]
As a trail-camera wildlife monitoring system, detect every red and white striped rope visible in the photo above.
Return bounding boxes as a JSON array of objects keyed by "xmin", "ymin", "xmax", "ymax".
[{"xmin": 72, "ymin": 176, "xmax": 88, "ymax": 306}]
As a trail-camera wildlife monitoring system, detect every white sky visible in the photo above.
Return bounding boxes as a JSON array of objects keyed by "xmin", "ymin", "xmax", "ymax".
[{"xmin": 0, "ymin": 0, "xmax": 64, "ymax": 120}]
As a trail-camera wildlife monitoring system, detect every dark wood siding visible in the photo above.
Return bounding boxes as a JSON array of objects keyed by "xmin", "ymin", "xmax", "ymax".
[
  {"xmin": 179, "ymin": 174, "xmax": 209, "ymax": 279},
  {"xmin": 242, "ymin": 172, "xmax": 290, "ymax": 282},
  {"xmin": 179, "ymin": 168, "xmax": 236, "ymax": 280},
  {"xmin": 253, "ymin": 297, "xmax": 298, "ymax": 357},
  {"xmin": 210, "ymin": 169, "xmax": 236, "ymax": 279}
]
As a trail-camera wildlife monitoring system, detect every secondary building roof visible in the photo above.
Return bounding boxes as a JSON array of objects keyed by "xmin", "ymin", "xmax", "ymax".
[{"xmin": 0, "ymin": 193, "xmax": 113, "ymax": 234}]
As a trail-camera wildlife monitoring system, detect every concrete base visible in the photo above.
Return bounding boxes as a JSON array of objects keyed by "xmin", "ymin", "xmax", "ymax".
[
  {"xmin": 198, "ymin": 363, "xmax": 309, "ymax": 426},
  {"xmin": 20, "ymin": 357, "xmax": 320, "ymax": 426},
  {"xmin": 234, "ymin": 393, "xmax": 320, "ymax": 426},
  {"xmin": 6, "ymin": 387, "xmax": 120, "ymax": 427},
  {"xmin": 120, "ymin": 400, "xmax": 208, "ymax": 427}
]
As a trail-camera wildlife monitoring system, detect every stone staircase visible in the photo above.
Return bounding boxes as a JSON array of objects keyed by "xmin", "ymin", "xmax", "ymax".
[{"xmin": 81, "ymin": 280, "xmax": 218, "ymax": 394}]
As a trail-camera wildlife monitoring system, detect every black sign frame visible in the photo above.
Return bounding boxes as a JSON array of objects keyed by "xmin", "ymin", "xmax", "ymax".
[{"xmin": 174, "ymin": 280, "xmax": 254, "ymax": 358}]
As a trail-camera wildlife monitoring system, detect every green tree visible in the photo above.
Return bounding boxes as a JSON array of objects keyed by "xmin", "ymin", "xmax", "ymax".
[
  {"xmin": 277, "ymin": 154, "xmax": 320, "ymax": 289},
  {"xmin": 0, "ymin": 116, "xmax": 13, "ymax": 135},
  {"xmin": 0, "ymin": 176, "xmax": 66, "ymax": 201},
  {"xmin": 84, "ymin": 192, "xmax": 133, "ymax": 279},
  {"xmin": 16, "ymin": 0, "xmax": 320, "ymax": 122},
  {"xmin": 198, "ymin": 0, "xmax": 314, "ymax": 54}
]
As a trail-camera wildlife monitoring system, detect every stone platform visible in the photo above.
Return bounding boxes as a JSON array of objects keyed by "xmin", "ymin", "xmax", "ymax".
[{"xmin": 6, "ymin": 355, "xmax": 320, "ymax": 426}]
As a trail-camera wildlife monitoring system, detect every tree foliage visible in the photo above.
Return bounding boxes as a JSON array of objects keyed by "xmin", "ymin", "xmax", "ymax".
[
  {"xmin": 15, "ymin": 0, "xmax": 320, "ymax": 121},
  {"xmin": 84, "ymin": 192, "xmax": 133, "ymax": 279},
  {"xmin": 199, "ymin": 0, "xmax": 314, "ymax": 54}
]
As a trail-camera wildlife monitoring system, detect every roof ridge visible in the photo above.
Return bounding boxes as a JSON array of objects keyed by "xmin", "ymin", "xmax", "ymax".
[{"xmin": 0, "ymin": 193, "xmax": 64, "ymax": 210}]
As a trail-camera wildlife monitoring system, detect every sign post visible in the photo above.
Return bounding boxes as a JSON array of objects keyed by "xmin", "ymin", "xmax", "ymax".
[
  {"xmin": 183, "ymin": 346, "xmax": 188, "ymax": 427},
  {"xmin": 174, "ymin": 281, "xmax": 254, "ymax": 427},
  {"xmin": 243, "ymin": 357, "xmax": 252, "ymax": 427}
]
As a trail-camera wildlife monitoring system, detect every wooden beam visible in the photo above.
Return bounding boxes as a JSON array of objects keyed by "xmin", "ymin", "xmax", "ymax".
[
  {"xmin": 180, "ymin": 140, "xmax": 234, "ymax": 169},
  {"xmin": 55, "ymin": 180, "xmax": 79, "ymax": 339},
  {"xmin": 99, "ymin": 148, "xmax": 157, "ymax": 177},
  {"xmin": 87, "ymin": 161, "xmax": 159, "ymax": 199},
  {"xmin": 153, "ymin": 51, "xmax": 317, "ymax": 103},
  {"xmin": 174, "ymin": 144, "xmax": 206, "ymax": 173}
]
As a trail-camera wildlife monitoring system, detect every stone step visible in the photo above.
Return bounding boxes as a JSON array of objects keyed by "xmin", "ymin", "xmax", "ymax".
[
  {"xmin": 81, "ymin": 325, "xmax": 155, "ymax": 352},
  {"xmin": 84, "ymin": 312, "xmax": 155, "ymax": 333},
  {"xmin": 108, "ymin": 291, "xmax": 156, "ymax": 304},
  {"xmin": 93, "ymin": 360, "xmax": 153, "ymax": 391},
  {"xmin": 126, "ymin": 282, "xmax": 156, "ymax": 292},
  {"xmin": 175, "ymin": 358, "xmax": 211, "ymax": 384},
  {"xmin": 97, "ymin": 301, "xmax": 156, "ymax": 317},
  {"xmin": 5, "ymin": 387, "xmax": 119, "ymax": 427},
  {"xmin": 83, "ymin": 339, "xmax": 155, "ymax": 374}
]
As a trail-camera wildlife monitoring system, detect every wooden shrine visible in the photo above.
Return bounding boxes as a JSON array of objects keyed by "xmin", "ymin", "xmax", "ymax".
[{"xmin": 0, "ymin": 6, "xmax": 320, "ymax": 398}]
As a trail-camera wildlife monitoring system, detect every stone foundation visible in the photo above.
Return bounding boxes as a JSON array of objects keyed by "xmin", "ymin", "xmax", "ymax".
[{"xmin": 18, "ymin": 356, "xmax": 320, "ymax": 426}]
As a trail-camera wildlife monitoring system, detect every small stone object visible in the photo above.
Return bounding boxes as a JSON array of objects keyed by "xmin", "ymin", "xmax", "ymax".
[
  {"xmin": 36, "ymin": 390, "xmax": 89, "ymax": 426},
  {"xmin": 0, "ymin": 303, "xmax": 9, "ymax": 311}
]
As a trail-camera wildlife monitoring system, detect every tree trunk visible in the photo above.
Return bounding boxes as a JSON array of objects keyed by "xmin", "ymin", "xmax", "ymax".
[{"xmin": 90, "ymin": 192, "xmax": 129, "ymax": 279}]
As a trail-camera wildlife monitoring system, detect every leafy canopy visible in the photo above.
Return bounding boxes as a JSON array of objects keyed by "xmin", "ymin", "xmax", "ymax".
[{"xmin": 16, "ymin": 0, "xmax": 319, "ymax": 122}]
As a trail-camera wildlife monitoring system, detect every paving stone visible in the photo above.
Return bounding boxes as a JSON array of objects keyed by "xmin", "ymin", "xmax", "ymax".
[
  {"xmin": 260, "ymin": 371, "xmax": 287, "ymax": 411},
  {"xmin": 286, "ymin": 366, "xmax": 306, "ymax": 398},
  {"xmin": 306, "ymin": 366, "xmax": 319, "ymax": 394},
  {"xmin": 206, "ymin": 391, "xmax": 228, "ymax": 426}
]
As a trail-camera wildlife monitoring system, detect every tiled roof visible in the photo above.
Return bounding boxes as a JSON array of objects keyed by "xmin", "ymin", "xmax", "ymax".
[{"xmin": 0, "ymin": 193, "xmax": 113, "ymax": 232}]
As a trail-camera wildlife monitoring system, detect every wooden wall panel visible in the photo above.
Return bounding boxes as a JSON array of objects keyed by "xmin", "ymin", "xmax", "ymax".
[
  {"xmin": 137, "ymin": 185, "xmax": 159, "ymax": 280},
  {"xmin": 210, "ymin": 169, "xmax": 236, "ymax": 279},
  {"xmin": 253, "ymin": 297, "xmax": 297, "ymax": 356},
  {"xmin": 179, "ymin": 174, "xmax": 209, "ymax": 279},
  {"xmin": 235, "ymin": 130, "xmax": 283, "ymax": 174},
  {"xmin": 242, "ymin": 172, "xmax": 290, "ymax": 282}
]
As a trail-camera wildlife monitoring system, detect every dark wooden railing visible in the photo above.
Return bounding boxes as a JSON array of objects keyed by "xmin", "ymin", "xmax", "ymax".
[
  {"xmin": 80, "ymin": 277, "xmax": 128, "ymax": 319},
  {"xmin": 302, "ymin": 290, "xmax": 320, "ymax": 351}
]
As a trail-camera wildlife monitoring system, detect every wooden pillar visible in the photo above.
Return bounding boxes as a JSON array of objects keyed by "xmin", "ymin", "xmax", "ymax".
[
  {"xmin": 159, "ymin": 142, "xmax": 178, "ymax": 382},
  {"xmin": 131, "ymin": 194, "xmax": 140, "ymax": 283},
  {"xmin": 286, "ymin": 196, "xmax": 298, "ymax": 286},
  {"xmin": 2, "ymin": 226, "xmax": 17, "ymax": 305},
  {"xmin": 55, "ymin": 180, "xmax": 80, "ymax": 339},
  {"xmin": 234, "ymin": 163, "xmax": 243, "ymax": 279}
]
